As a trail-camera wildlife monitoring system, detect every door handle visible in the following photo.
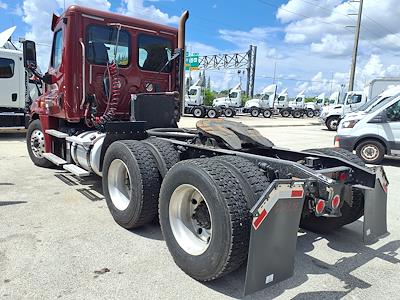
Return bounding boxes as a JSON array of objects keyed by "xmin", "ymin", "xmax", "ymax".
[{"xmin": 12, "ymin": 93, "xmax": 17, "ymax": 102}]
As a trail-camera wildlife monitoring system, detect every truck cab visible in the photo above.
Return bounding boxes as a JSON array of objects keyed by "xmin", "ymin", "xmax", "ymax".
[
  {"xmin": 212, "ymin": 84, "xmax": 242, "ymax": 108},
  {"xmin": 185, "ymin": 85, "xmax": 203, "ymax": 106},
  {"xmin": 289, "ymin": 90, "xmax": 305, "ymax": 110},
  {"xmin": 0, "ymin": 27, "xmax": 41, "ymax": 128},
  {"xmin": 319, "ymin": 90, "xmax": 365, "ymax": 131},
  {"xmin": 244, "ymin": 84, "xmax": 277, "ymax": 116},
  {"xmin": 275, "ymin": 88, "xmax": 289, "ymax": 109}
]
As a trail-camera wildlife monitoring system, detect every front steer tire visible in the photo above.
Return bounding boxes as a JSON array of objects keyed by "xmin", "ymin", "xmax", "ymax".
[
  {"xmin": 26, "ymin": 119, "xmax": 53, "ymax": 168},
  {"xmin": 159, "ymin": 158, "xmax": 250, "ymax": 281},
  {"xmin": 300, "ymin": 147, "xmax": 365, "ymax": 233},
  {"xmin": 102, "ymin": 140, "xmax": 161, "ymax": 229}
]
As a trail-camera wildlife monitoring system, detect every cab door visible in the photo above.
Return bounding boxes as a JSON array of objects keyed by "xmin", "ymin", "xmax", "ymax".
[
  {"xmin": 380, "ymin": 100, "xmax": 400, "ymax": 155},
  {"xmin": 0, "ymin": 53, "xmax": 22, "ymax": 109}
]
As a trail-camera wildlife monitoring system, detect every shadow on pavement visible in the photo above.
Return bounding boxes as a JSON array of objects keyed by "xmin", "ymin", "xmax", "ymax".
[
  {"xmin": 0, "ymin": 132, "xmax": 26, "ymax": 141},
  {"xmin": 203, "ymin": 223, "xmax": 400, "ymax": 299},
  {"xmin": 0, "ymin": 201, "xmax": 27, "ymax": 207}
]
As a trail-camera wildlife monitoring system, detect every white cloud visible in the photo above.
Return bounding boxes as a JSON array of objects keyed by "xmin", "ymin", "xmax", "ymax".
[
  {"xmin": 311, "ymin": 34, "xmax": 351, "ymax": 57},
  {"xmin": 277, "ymin": 0, "xmax": 342, "ymax": 23},
  {"xmin": 118, "ymin": 0, "xmax": 179, "ymax": 24},
  {"xmin": 0, "ymin": 1, "xmax": 7, "ymax": 9},
  {"xmin": 218, "ymin": 27, "xmax": 281, "ymax": 46}
]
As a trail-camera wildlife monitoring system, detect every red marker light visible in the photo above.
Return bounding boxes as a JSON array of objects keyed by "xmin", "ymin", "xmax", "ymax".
[
  {"xmin": 331, "ymin": 195, "xmax": 340, "ymax": 209},
  {"xmin": 315, "ymin": 199, "xmax": 325, "ymax": 214},
  {"xmin": 338, "ymin": 172, "xmax": 348, "ymax": 182}
]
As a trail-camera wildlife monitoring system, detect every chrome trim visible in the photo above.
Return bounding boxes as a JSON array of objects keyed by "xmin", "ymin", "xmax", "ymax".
[{"xmin": 79, "ymin": 39, "xmax": 86, "ymax": 109}]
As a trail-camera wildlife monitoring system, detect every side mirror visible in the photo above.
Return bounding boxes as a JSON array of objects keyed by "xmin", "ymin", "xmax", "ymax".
[
  {"xmin": 23, "ymin": 40, "xmax": 37, "ymax": 69},
  {"xmin": 42, "ymin": 73, "xmax": 57, "ymax": 85}
]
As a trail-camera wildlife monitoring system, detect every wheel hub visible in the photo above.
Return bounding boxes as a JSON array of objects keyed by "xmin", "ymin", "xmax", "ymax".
[
  {"xmin": 192, "ymin": 201, "xmax": 211, "ymax": 229},
  {"xmin": 362, "ymin": 145, "xmax": 379, "ymax": 160},
  {"xmin": 30, "ymin": 129, "xmax": 45, "ymax": 158},
  {"xmin": 169, "ymin": 184, "xmax": 212, "ymax": 256}
]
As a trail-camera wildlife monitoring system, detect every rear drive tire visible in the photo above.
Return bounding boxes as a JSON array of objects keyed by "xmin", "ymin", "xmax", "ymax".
[
  {"xmin": 224, "ymin": 107, "xmax": 234, "ymax": 118},
  {"xmin": 102, "ymin": 140, "xmax": 161, "ymax": 229},
  {"xmin": 355, "ymin": 139, "xmax": 385, "ymax": 165},
  {"xmin": 306, "ymin": 110, "xmax": 314, "ymax": 118},
  {"xmin": 159, "ymin": 158, "xmax": 250, "ymax": 281},
  {"xmin": 192, "ymin": 106, "xmax": 205, "ymax": 118},
  {"xmin": 207, "ymin": 108, "xmax": 218, "ymax": 118},
  {"xmin": 250, "ymin": 108, "xmax": 259, "ymax": 117},
  {"xmin": 300, "ymin": 147, "xmax": 365, "ymax": 232},
  {"xmin": 262, "ymin": 109, "xmax": 272, "ymax": 118},
  {"xmin": 146, "ymin": 137, "xmax": 180, "ymax": 173},
  {"xmin": 212, "ymin": 156, "xmax": 270, "ymax": 208},
  {"xmin": 26, "ymin": 119, "xmax": 53, "ymax": 168},
  {"xmin": 281, "ymin": 109, "xmax": 290, "ymax": 118},
  {"xmin": 292, "ymin": 110, "xmax": 301, "ymax": 118},
  {"xmin": 326, "ymin": 116, "xmax": 339, "ymax": 131}
]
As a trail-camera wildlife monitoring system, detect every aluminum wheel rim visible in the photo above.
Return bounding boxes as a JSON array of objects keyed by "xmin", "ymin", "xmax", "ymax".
[
  {"xmin": 251, "ymin": 110, "xmax": 258, "ymax": 117},
  {"xmin": 282, "ymin": 111, "xmax": 289, "ymax": 117},
  {"xmin": 307, "ymin": 111, "xmax": 314, "ymax": 117},
  {"xmin": 264, "ymin": 111, "xmax": 271, "ymax": 118},
  {"xmin": 169, "ymin": 184, "xmax": 212, "ymax": 256},
  {"xmin": 362, "ymin": 145, "xmax": 379, "ymax": 161},
  {"xmin": 193, "ymin": 108, "xmax": 202, "ymax": 117},
  {"xmin": 30, "ymin": 129, "xmax": 45, "ymax": 158},
  {"xmin": 225, "ymin": 109, "xmax": 232, "ymax": 117},
  {"xmin": 108, "ymin": 159, "xmax": 131, "ymax": 211},
  {"xmin": 329, "ymin": 119, "xmax": 338, "ymax": 130},
  {"xmin": 208, "ymin": 110, "xmax": 216, "ymax": 118}
]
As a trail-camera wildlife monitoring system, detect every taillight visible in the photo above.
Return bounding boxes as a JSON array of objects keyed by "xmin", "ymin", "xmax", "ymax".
[
  {"xmin": 334, "ymin": 136, "xmax": 340, "ymax": 147},
  {"xmin": 331, "ymin": 195, "xmax": 340, "ymax": 209},
  {"xmin": 315, "ymin": 199, "xmax": 325, "ymax": 214},
  {"xmin": 338, "ymin": 172, "xmax": 348, "ymax": 182}
]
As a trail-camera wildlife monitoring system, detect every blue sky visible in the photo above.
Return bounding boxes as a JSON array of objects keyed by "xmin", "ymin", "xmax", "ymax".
[{"xmin": 1, "ymin": 0, "xmax": 400, "ymax": 96}]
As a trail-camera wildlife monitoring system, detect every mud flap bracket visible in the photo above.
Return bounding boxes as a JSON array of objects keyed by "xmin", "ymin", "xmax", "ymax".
[
  {"xmin": 244, "ymin": 179, "xmax": 306, "ymax": 296},
  {"xmin": 363, "ymin": 166, "xmax": 389, "ymax": 244}
]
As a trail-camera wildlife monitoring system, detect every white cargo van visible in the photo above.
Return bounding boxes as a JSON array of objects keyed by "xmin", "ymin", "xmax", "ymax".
[{"xmin": 335, "ymin": 92, "xmax": 400, "ymax": 164}]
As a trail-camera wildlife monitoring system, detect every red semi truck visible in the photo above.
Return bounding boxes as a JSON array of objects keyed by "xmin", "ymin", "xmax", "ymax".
[{"xmin": 24, "ymin": 6, "xmax": 389, "ymax": 295}]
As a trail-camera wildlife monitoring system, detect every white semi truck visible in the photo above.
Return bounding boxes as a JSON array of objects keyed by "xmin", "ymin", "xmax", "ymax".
[
  {"xmin": 184, "ymin": 82, "xmax": 240, "ymax": 118},
  {"xmin": 0, "ymin": 27, "xmax": 41, "ymax": 128},
  {"xmin": 320, "ymin": 78, "xmax": 400, "ymax": 131}
]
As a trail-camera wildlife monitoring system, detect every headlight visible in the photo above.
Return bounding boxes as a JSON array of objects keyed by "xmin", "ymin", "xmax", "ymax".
[{"xmin": 341, "ymin": 119, "xmax": 359, "ymax": 128}]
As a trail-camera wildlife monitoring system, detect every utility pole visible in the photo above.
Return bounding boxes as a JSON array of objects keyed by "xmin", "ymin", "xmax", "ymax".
[
  {"xmin": 272, "ymin": 61, "xmax": 277, "ymax": 84},
  {"xmin": 348, "ymin": 0, "xmax": 363, "ymax": 91}
]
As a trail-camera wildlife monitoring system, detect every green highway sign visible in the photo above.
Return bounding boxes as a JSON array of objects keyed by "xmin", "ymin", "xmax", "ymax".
[{"xmin": 185, "ymin": 52, "xmax": 200, "ymax": 71}]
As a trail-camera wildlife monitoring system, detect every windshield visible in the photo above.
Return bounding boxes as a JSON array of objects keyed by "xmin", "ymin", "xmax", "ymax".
[
  {"xmin": 229, "ymin": 92, "xmax": 238, "ymax": 98},
  {"xmin": 278, "ymin": 96, "xmax": 285, "ymax": 102},
  {"xmin": 368, "ymin": 95, "xmax": 400, "ymax": 114},
  {"xmin": 188, "ymin": 89, "xmax": 197, "ymax": 96}
]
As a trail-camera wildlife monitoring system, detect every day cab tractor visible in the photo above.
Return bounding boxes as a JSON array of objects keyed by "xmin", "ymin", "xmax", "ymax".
[{"xmin": 25, "ymin": 6, "xmax": 390, "ymax": 296}]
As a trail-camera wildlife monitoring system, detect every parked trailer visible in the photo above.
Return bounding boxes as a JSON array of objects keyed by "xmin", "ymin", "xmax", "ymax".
[{"xmin": 24, "ymin": 6, "xmax": 389, "ymax": 296}]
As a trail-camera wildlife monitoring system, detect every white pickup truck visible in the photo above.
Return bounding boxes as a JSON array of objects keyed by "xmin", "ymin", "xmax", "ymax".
[{"xmin": 320, "ymin": 78, "xmax": 400, "ymax": 131}]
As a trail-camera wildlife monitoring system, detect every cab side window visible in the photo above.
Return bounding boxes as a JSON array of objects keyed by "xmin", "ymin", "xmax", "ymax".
[
  {"xmin": 86, "ymin": 25, "xmax": 130, "ymax": 67},
  {"xmin": 386, "ymin": 101, "xmax": 400, "ymax": 122},
  {"xmin": 0, "ymin": 58, "xmax": 14, "ymax": 78},
  {"xmin": 51, "ymin": 30, "xmax": 63, "ymax": 68},
  {"xmin": 349, "ymin": 94, "xmax": 362, "ymax": 104},
  {"xmin": 138, "ymin": 34, "xmax": 172, "ymax": 72}
]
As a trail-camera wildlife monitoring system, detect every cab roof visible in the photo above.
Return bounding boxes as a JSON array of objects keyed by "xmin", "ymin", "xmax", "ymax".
[{"xmin": 60, "ymin": 5, "xmax": 178, "ymax": 35}]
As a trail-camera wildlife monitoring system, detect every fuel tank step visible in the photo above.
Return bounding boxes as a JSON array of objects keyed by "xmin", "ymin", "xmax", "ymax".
[
  {"xmin": 45, "ymin": 129, "xmax": 69, "ymax": 139},
  {"xmin": 43, "ymin": 153, "xmax": 67, "ymax": 166},
  {"xmin": 63, "ymin": 164, "xmax": 90, "ymax": 177}
]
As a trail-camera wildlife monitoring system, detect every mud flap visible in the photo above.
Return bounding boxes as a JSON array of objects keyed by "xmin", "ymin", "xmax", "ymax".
[
  {"xmin": 363, "ymin": 166, "xmax": 389, "ymax": 244},
  {"xmin": 244, "ymin": 179, "xmax": 306, "ymax": 296}
]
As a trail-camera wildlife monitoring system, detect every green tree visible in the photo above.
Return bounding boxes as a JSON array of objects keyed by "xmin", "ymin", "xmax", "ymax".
[
  {"xmin": 207, "ymin": 76, "xmax": 211, "ymax": 90},
  {"xmin": 203, "ymin": 89, "xmax": 215, "ymax": 106}
]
